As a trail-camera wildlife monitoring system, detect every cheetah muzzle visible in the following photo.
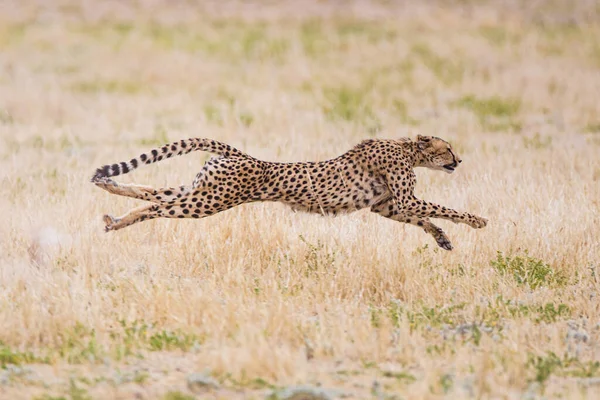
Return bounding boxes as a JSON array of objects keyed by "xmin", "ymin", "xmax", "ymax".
[{"xmin": 91, "ymin": 135, "xmax": 488, "ymax": 250}]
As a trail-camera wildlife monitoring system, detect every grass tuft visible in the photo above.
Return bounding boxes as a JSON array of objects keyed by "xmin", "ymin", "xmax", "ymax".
[{"xmin": 491, "ymin": 251, "xmax": 568, "ymax": 289}]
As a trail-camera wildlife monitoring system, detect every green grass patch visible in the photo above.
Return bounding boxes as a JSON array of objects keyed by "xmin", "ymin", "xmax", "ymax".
[
  {"xmin": 491, "ymin": 251, "xmax": 568, "ymax": 289},
  {"xmin": 237, "ymin": 111, "xmax": 255, "ymax": 128},
  {"xmin": 387, "ymin": 300, "xmax": 468, "ymax": 331},
  {"xmin": 479, "ymin": 26, "xmax": 514, "ymax": 46},
  {"xmin": 203, "ymin": 105, "xmax": 224, "ymax": 126},
  {"xmin": 411, "ymin": 43, "xmax": 465, "ymax": 86},
  {"xmin": 56, "ymin": 323, "xmax": 102, "ymax": 363},
  {"xmin": 18, "ymin": 320, "xmax": 206, "ymax": 364},
  {"xmin": 392, "ymin": 98, "xmax": 419, "ymax": 126},
  {"xmin": 454, "ymin": 95, "xmax": 522, "ymax": 132},
  {"xmin": 135, "ymin": 125, "xmax": 170, "ymax": 147},
  {"xmin": 70, "ymin": 79, "xmax": 144, "ymax": 95},
  {"xmin": 382, "ymin": 370, "xmax": 417, "ymax": 384},
  {"xmin": 145, "ymin": 21, "xmax": 289, "ymax": 61},
  {"xmin": 300, "ymin": 19, "xmax": 330, "ymax": 58},
  {"xmin": 162, "ymin": 392, "xmax": 195, "ymax": 400},
  {"xmin": 477, "ymin": 296, "xmax": 571, "ymax": 325},
  {"xmin": 0, "ymin": 109, "xmax": 13, "ymax": 125},
  {"xmin": 522, "ymin": 133, "xmax": 553, "ymax": 149},
  {"xmin": 335, "ymin": 19, "xmax": 397, "ymax": 42},
  {"xmin": 528, "ymin": 352, "xmax": 600, "ymax": 388},
  {"xmin": 321, "ymin": 85, "xmax": 381, "ymax": 133},
  {"xmin": 0, "ymin": 342, "xmax": 42, "ymax": 367},
  {"xmin": 322, "ymin": 86, "xmax": 370, "ymax": 121},
  {"xmin": 455, "ymin": 95, "xmax": 520, "ymax": 119},
  {"xmin": 0, "ymin": 23, "xmax": 28, "ymax": 49},
  {"xmin": 148, "ymin": 330, "xmax": 198, "ymax": 352},
  {"xmin": 584, "ymin": 122, "xmax": 600, "ymax": 133}
]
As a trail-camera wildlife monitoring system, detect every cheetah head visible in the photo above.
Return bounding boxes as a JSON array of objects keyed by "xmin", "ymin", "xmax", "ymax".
[{"xmin": 416, "ymin": 135, "xmax": 462, "ymax": 174}]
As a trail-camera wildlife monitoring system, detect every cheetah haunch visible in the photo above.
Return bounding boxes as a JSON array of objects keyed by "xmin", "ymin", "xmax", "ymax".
[{"xmin": 91, "ymin": 136, "xmax": 487, "ymax": 250}]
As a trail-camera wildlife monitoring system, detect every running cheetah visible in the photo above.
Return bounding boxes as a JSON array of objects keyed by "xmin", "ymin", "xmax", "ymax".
[{"xmin": 91, "ymin": 135, "xmax": 487, "ymax": 250}]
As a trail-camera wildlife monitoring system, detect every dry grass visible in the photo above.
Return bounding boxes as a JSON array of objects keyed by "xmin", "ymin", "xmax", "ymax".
[{"xmin": 1, "ymin": 1, "xmax": 600, "ymax": 399}]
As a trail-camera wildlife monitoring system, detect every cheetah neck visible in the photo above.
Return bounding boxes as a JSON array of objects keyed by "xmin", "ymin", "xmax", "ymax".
[{"xmin": 405, "ymin": 141, "xmax": 426, "ymax": 168}]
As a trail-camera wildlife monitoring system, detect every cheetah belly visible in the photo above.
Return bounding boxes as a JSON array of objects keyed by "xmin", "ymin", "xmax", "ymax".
[
  {"xmin": 348, "ymin": 177, "xmax": 390, "ymax": 209},
  {"xmin": 287, "ymin": 177, "xmax": 390, "ymax": 215}
]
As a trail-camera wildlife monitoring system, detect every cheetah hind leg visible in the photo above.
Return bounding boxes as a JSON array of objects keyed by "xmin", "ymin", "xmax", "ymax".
[
  {"xmin": 94, "ymin": 177, "xmax": 191, "ymax": 204},
  {"xmin": 102, "ymin": 190, "xmax": 244, "ymax": 232},
  {"xmin": 102, "ymin": 203, "xmax": 161, "ymax": 232}
]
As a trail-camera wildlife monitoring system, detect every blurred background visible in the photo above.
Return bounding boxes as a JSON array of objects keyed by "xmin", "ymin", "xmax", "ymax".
[{"xmin": 1, "ymin": 1, "xmax": 599, "ymax": 399}]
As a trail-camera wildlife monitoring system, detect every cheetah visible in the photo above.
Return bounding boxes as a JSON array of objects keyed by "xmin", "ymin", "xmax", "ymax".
[{"xmin": 91, "ymin": 135, "xmax": 487, "ymax": 250}]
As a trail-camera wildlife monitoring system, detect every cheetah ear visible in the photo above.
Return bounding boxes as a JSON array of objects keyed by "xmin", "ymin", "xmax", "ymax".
[{"xmin": 416, "ymin": 134, "xmax": 429, "ymax": 150}]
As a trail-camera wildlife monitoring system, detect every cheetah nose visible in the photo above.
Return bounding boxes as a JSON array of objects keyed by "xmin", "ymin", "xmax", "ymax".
[{"xmin": 458, "ymin": 160, "xmax": 462, "ymax": 164}]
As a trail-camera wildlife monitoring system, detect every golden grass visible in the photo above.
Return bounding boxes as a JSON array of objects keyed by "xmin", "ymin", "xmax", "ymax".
[{"xmin": 1, "ymin": 1, "xmax": 600, "ymax": 398}]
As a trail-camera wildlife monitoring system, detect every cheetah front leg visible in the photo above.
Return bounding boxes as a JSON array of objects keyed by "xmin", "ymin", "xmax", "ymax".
[
  {"xmin": 371, "ymin": 200, "xmax": 453, "ymax": 250},
  {"xmin": 94, "ymin": 177, "xmax": 191, "ymax": 204},
  {"xmin": 402, "ymin": 197, "xmax": 488, "ymax": 229}
]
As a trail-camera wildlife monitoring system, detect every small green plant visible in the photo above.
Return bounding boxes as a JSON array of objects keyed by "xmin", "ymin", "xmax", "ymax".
[
  {"xmin": 523, "ymin": 133, "xmax": 552, "ymax": 149},
  {"xmin": 237, "ymin": 111, "xmax": 254, "ymax": 127},
  {"xmin": 388, "ymin": 300, "xmax": 402, "ymax": 328},
  {"xmin": 162, "ymin": 392, "xmax": 195, "ymax": 400},
  {"xmin": 584, "ymin": 122, "xmax": 600, "ymax": 133},
  {"xmin": 148, "ymin": 330, "xmax": 198, "ymax": 351},
  {"xmin": 67, "ymin": 378, "xmax": 92, "ymax": 400},
  {"xmin": 226, "ymin": 375, "xmax": 277, "ymax": 390},
  {"xmin": 0, "ymin": 109, "xmax": 13, "ymax": 125},
  {"xmin": 34, "ymin": 395, "xmax": 67, "ymax": 400},
  {"xmin": 56, "ymin": 323, "xmax": 102, "ymax": 363},
  {"xmin": 528, "ymin": 352, "xmax": 563, "ymax": 385},
  {"xmin": 382, "ymin": 370, "xmax": 416, "ymax": 384},
  {"xmin": 0, "ymin": 342, "xmax": 39, "ymax": 367},
  {"xmin": 491, "ymin": 251, "xmax": 567, "ymax": 289},
  {"xmin": 527, "ymin": 352, "xmax": 600, "ymax": 386},
  {"xmin": 133, "ymin": 370, "xmax": 150, "ymax": 384},
  {"xmin": 203, "ymin": 105, "xmax": 223, "ymax": 126},
  {"xmin": 112, "ymin": 320, "xmax": 149, "ymax": 360},
  {"xmin": 535, "ymin": 303, "xmax": 570, "ymax": 323},
  {"xmin": 407, "ymin": 303, "xmax": 466, "ymax": 330},
  {"xmin": 370, "ymin": 307, "xmax": 382, "ymax": 328},
  {"xmin": 439, "ymin": 373, "xmax": 453, "ymax": 394},
  {"xmin": 298, "ymin": 235, "xmax": 336, "ymax": 277}
]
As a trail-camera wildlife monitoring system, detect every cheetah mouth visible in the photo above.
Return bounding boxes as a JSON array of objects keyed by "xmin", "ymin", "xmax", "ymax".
[{"xmin": 443, "ymin": 164, "xmax": 456, "ymax": 172}]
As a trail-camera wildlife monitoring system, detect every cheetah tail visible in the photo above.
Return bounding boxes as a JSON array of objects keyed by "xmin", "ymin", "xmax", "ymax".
[{"xmin": 90, "ymin": 138, "xmax": 249, "ymax": 182}]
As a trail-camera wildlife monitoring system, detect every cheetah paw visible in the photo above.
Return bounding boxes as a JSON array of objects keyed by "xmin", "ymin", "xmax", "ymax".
[
  {"xmin": 94, "ymin": 177, "xmax": 119, "ymax": 193},
  {"xmin": 435, "ymin": 234, "xmax": 453, "ymax": 251},
  {"xmin": 103, "ymin": 214, "xmax": 117, "ymax": 232}
]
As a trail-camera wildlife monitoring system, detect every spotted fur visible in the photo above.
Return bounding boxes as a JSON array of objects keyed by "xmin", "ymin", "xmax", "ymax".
[{"xmin": 91, "ymin": 135, "xmax": 487, "ymax": 250}]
